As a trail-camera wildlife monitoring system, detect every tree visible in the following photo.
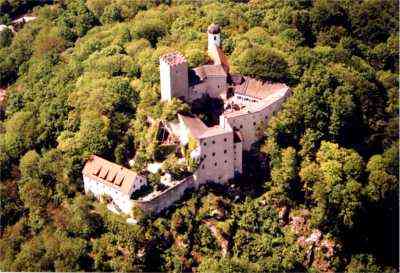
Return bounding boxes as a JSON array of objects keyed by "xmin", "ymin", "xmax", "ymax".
[
  {"xmin": 198, "ymin": 256, "xmax": 261, "ymax": 273},
  {"xmin": 364, "ymin": 143, "xmax": 398, "ymax": 203},
  {"xmin": 232, "ymin": 45, "xmax": 288, "ymax": 82},
  {"xmin": 131, "ymin": 18, "xmax": 167, "ymax": 47},
  {"xmin": 0, "ymin": 27, "xmax": 13, "ymax": 48},
  {"xmin": 345, "ymin": 254, "xmax": 382, "ymax": 273},
  {"xmin": 300, "ymin": 142, "xmax": 364, "ymax": 235},
  {"xmin": 269, "ymin": 147, "xmax": 298, "ymax": 205}
]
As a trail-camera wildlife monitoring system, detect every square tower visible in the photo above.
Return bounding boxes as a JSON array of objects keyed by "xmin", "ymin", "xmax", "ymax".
[{"xmin": 160, "ymin": 52, "xmax": 189, "ymax": 101}]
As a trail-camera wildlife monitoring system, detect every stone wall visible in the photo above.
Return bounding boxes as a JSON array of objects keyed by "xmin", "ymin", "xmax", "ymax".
[{"xmin": 134, "ymin": 175, "xmax": 196, "ymax": 215}]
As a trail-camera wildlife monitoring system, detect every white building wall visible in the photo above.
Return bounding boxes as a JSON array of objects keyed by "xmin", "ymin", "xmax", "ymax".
[
  {"xmin": 208, "ymin": 34, "xmax": 220, "ymax": 51},
  {"xmin": 160, "ymin": 60, "xmax": 172, "ymax": 101},
  {"xmin": 223, "ymin": 96, "xmax": 288, "ymax": 150},
  {"xmin": 233, "ymin": 141, "xmax": 242, "ymax": 174},
  {"xmin": 188, "ymin": 76, "xmax": 227, "ymax": 101},
  {"xmin": 83, "ymin": 175, "xmax": 145, "ymax": 215},
  {"xmin": 160, "ymin": 59, "xmax": 189, "ymax": 101},
  {"xmin": 196, "ymin": 131, "xmax": 235, "ymax": 184}
]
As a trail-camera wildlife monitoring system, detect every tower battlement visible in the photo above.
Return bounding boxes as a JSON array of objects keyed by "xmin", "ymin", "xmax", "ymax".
[
  {"xmin": 160, "ymin": 52, "xmax": 187, "ymax": 67},
  {"xmin": 160, "ymin": 51, "xmax": 189, "ymax": 101}
]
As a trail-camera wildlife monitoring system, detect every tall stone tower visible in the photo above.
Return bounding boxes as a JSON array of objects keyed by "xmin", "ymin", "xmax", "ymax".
[
  {"xmin": 160, "ymin": 52, "xmax": 189, "ymax": 101},
  {"xmin": 207, "ymin": 23, "xmax": 221, "ymax": 51}
]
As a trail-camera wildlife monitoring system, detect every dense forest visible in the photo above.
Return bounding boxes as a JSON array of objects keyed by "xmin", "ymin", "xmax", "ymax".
[{"xmin": 0, "ymin": 0, "xmax": 398, "ymax": 272}]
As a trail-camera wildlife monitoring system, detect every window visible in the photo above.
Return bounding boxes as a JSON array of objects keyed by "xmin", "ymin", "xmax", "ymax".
[
  {"xmin": 214, "ymin": 162, "xmax": 217, "ymax": 166},
  {"xmin": 202, "ymin": 165, "xmax": 205, "ymax": 169},
  {"xmin": 212, "ymin": 140, "xmax": 215, "ymax": 144},
  {"xmin": 224, "ymin": 160, "xmax": 227, "ymax": 163},
  {"xmin": 214, "ymin": 36, "xmax": 216, "ymax": 40},
  {"xmin": 240, "ymin": 125, "xmax": 243, "ymax": 129},
  {"xmin": 203, "ymin": 142, "xmax": 207, "ymax": 146},
  {"xmin": 224, "ymin": 150, "xmax": 227, "ymax": 154},
  {"xmin": 253, "ymin": 122, "xmax": 256, "ymax": 126},
  {"xmin": 204, "ymin": 154, "xmax": 207, "ymax": 159},
  {"xmin": 224, "ymin": 138, "xmax": 227, "ymax": 142},
  {"xmin": 212, "ymin": 152, "xmax": 215, "ymax": 156}
]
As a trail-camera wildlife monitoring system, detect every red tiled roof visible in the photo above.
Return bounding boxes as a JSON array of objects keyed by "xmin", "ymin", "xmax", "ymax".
[
  {"xmin": 234, "ymin": 77, "xmax": 289, "ymax": 100},
  {"xmin": 208, "ymin": 46, "xmax": 230, "ymax": 73},
  {"xmin": 82, "ymin": 155, "xmax": 140, "ymax": 195},
  {"xmin": 193, "ymin": 64, "xmax": 227, "ymax": 80},
  {"xmin": 179, "ymin": 114, "xmax": 230, "ymax": 139}
]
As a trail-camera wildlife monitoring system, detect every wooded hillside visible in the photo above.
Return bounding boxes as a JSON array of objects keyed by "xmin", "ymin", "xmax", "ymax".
[{"xmin": 0, "ymin": 0, "xmax": 398, "ymax": 272}]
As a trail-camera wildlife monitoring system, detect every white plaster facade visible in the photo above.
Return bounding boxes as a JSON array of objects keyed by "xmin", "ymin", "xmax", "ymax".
[
  {"xmin": 160, "ymin": 52, "xmax": 189, "ymax": 101},
  {"xmin": 82, "ymin": 155, "xmax": 147, "ymax": 215},
  {"xmin": 160, "ymin": 23, "xmax": 291, "ymax": 184}
]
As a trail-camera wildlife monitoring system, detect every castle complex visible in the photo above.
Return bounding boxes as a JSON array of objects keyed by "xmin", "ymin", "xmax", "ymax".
[
  {"xmin": 160, "ymin": 23, "xmax": 291, "ymax": 184},
  {"xmin": 83, "ymin": 24, "xmax": 291, "ymax": 216}
]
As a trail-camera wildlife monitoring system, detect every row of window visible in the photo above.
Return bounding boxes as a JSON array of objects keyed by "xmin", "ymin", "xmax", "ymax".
[
  {"xmin": 235, "ymin": 94, "xmax": 258, "ymax": 103},
  {"xmin": 201, "ymin": 159, "xmax": 229, "ymax": 169},
  {"xmin": 202, "ymin": 137, "xmax": 228, "ymax": 146},
  {"xmin": 203, "ymin": 149, "xmax": 228, "ymax": 159}
]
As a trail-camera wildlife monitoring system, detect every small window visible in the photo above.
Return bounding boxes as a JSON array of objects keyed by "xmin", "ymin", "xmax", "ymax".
[
  {"xmin": 204, "ymin": 154, "xmax": 207, "ymax": 159},
  {"xmin": 202, "ymin": 165, "xmax": 205, "ymax": 169},
  {"xmin": 253, "ymin": 122, "xmax": 256, "ymax": 126},
  {"xmin": 212, "ymin": 152, "xmax": 215, "ymax": 157},
  {"xmin": 212, "ymin": 140, "xmax": 215, "ymax": 144},
  {"xmin": 203, "ymin": 142, "xmax": 207, "ymax": 146},
  {"xmin": 240, "ymin": 125, "xmax": 243, "ymax": 129},
  {"xmin": 214, "ymin": 162, "xmax": 217, "ymax": 167},
  {"xmin": 214, "ymin": 36, "xmax": 216, "ymax": 41},
  {"xmin": 224, "ymin": 150, "xmax": 227, "ymax": 154},
  {"xmin": 224, "ymin": 138, "xmax": 227, "ymax": 142},
  {"xmin": 224, "ymin": 160, "xmax": 227, "ymax": 163},
  {"xmin": 233, "ymin": 145, "xmax": 236, "ymax": 149}
]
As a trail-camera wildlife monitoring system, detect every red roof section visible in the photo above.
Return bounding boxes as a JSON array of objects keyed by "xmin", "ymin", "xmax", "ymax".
[{"xmin": 82, "ymin": 155, "xmax": 140, "ymax": 195}]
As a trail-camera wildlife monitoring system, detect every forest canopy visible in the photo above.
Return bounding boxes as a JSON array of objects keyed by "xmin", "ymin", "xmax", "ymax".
[{"xmin": 0, "ymin": 0, "xmax": 398, "ymax": 272}]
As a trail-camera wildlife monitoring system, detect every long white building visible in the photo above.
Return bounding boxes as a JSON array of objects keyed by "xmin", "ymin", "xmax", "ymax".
[{"xmin": 82, "ymin": 155, "xmax": 147, "ymax": 214}]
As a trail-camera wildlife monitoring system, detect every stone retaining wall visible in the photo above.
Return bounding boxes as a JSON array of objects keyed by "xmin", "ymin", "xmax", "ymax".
[{"xmin": 134, "ymin": 175, "xmax": 196, "ymax": 214}]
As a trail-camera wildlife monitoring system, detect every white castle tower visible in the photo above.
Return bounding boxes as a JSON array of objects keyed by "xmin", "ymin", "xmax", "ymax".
[
  {"xmin": 207, "ymin": 23, "xmax": 221, "ymax": 52},
  {"xmin": 160, "ymin": 52, "xmax": 189, "ymax": 101}
]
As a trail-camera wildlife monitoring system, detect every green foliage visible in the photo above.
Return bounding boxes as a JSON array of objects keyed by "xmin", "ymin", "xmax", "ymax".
[
  {"xmin": 198, "ymin": 256, "xmax": 261, "ymax": 273},
  {"xmin": 300, "ymin": 142, "xmax": 364, "ymax": 233},
  {"xmin": 0, "ymin": 0, "xmax": 398, "ymax": 272},
  {"xmin": 232, "ymin": 45, "xmax": 288, "ymax": 82},
  {"xmin": 345, "ymin": 254, "xmax": 382, "ymax": 273},
  {"xmin": 0, "ymin": 27, "xmax": 13, "ymax": 48}
]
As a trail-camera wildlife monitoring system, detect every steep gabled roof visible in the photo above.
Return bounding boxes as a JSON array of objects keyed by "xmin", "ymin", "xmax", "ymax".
[
  {"xmin": 82, "ymin": 155, "xmax": 140, "ymax": 195},
  {"xmin": 179, "ymin": 114, "xmax": 231, "ymax": 140},
  {"xmin": 234, "ymin": 77, "xmax": 290, "ymax": 100},
  {"xmin": 193, "ymin": 64, "xmax": 227, "ymax": 81}
]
